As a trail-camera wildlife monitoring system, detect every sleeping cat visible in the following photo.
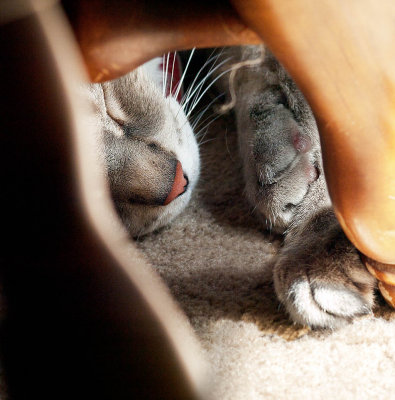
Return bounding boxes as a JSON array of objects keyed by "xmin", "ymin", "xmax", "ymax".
[
  {"xmin": 90, "ymin": 47, "xmax": 376, "ymax": 329},
  {"xmin": 87, "ymin": 54, "xmax": 200, "ymax": 237}
]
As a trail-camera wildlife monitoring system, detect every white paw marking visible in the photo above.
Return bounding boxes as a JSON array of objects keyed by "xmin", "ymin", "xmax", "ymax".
[{"xmin": 286, "ymin": 280, "xmax": 371, "ymax": 329}]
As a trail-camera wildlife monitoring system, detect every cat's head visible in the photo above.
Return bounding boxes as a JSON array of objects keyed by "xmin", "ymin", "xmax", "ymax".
[{"xmin": 89, "ymin": 67, "xmax": 200, "ymax": 237}]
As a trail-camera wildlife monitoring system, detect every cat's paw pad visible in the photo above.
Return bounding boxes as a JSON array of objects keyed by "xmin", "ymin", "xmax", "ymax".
[{"xmin": 244, "ymin": 103, "xmax": 323, "ymax": 231}]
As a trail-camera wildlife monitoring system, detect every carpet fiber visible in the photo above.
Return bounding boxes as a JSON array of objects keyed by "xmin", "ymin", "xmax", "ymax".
[{"xmin": 137, "ymin": 111, "xmax": 395, "ymax": 400}]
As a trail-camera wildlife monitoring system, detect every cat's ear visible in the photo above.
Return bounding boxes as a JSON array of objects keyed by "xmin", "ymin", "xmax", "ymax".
[{"xmin": 101, "ymin": 80, "xmax": 130, "ymax": 127}]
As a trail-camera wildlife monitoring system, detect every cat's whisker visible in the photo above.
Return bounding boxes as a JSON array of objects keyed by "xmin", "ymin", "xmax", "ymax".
[
  {"xmin": 176, "ymin": 91, "xmax": 222, "ymax": 135},
  {"xmin": 169, "ymin": 50, "xmax": 177, "ymax": 98},
  {"xmin": 163, "ymin": 52, "xmax": 170, "ymax": 96},
  {"xmin": 194, "ymin": 111, "xmax": 219, "ymax": 137},
  {"xmin": 190, "ymin": 93, "xmax": 224, "ymax": 130},
  {"xmin": 198, "ymin": 137, "xmax": 216, "ymax": 147},
  {"xmin": 176, "ymin": 106, "xmax": 214, "ymax": 139},
  {"xmin": 224, "ymin": 127, "xmax": 235, "ymax": 162},
  {"xmin": 191, "ymin": 109, "xmax": 208, "ymax": 131},
  {"xmin": 177, "ymin": 101, "xmax": 203, "ymax": 132},
  {"xmin": 177, "ymin": 58, "xmax": 221, "ymax": 123},
  {"xmin": 196, "ymin": 114, "xmax": 222, "ymax": 145},
  {"xmin": 161, "ymin": 54, "xmax": 166, "ymax": 97},
  {"xmin": 186, "ymin": 71, "xmax": 222, "ymax": 115},
  {"xmin": 195, "ymin": 109, "xmax": 222, "ymax": 133},
  {"xmin": 192, "ymin": 114, "xmax": 214, "ymax": 133},
  {"xmin": 186, "ymin": 66, "xmax": 236, "ymax": 118},
  {"xmin": 181, "ymin": 50, "xmax": 228, "ymax": 111},
  {"xmin": 184, "ymin": 56, "xmax": 233, "ymax": 115},
  {"xmin": 179, "ymin": 49, "xmax": 221, "ymax": 109},
  {"xmin": 173, "ymin": 47, "xmax": 196, "ymax": 101},
  {"xmin": 184, "ymin": 50, "xmax": 229, "ymax": 113}
]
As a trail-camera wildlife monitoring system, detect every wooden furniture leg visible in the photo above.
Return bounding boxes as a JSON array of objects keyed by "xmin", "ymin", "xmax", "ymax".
[
  {"xmin": 63, "ymin": 0, "xmax": 395, "ymax": 306},
  {"xmin": 0, "ymin": 1, "xmax": 205, "ymax": 398}
]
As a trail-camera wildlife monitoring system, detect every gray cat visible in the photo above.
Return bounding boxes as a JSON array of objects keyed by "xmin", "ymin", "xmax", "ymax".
[
  {"xmin": 87, "ymin": 57, "xmax": 200, "ymax": 237},
  {"xmin": 216, "ymin": 45, "xmax": 376, "ymax": 329},
  {"xmin": 90, "ymin": 47, "xmax": 376, "ymax": 330}
]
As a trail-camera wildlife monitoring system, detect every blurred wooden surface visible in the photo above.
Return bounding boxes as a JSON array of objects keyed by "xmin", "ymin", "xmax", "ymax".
[
  {"xmin": 232, "ymin": 0, "xmax": 395, "ymax": 265},
  {"xmin": 62, "ymin": 0, "xmax": 261, "ymax": 82},
  {"xmin": 0, "ymin": 1, "xmax": 205, "ymax": 398}
]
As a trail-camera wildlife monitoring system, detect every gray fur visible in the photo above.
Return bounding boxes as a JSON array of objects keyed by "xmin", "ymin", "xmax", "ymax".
[
  {"xmin": 87, "ymin": 65, "xmax": 200, "ymax": 237},
  {"xmin": 217, "ymin": 46, "xmax": 376, "ymax": 329}
]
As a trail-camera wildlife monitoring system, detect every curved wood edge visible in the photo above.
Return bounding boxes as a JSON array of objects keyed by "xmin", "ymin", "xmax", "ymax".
[
  {"xmin": 0, "ymin": 1, "xmax": 207, "ymax": 398},
  {"xmin": 62, "ymin": 0, "xmax": 261, "ymax": 82},
  {"xmin": 363, "ymin": 256, "xmax": 395, "ymax": 308}
]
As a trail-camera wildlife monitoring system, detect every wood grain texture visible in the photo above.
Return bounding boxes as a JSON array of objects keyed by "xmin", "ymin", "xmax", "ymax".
[
  {"xmin": 231, "ymin": 0, "xmax": 395, "ymax": 265},
  {"xmin": 62, "ymin": 0, "xmax": 261, "ymax": 82}
]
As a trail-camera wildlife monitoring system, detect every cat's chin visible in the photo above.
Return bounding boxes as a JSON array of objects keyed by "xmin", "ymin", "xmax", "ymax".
[
  {"xmin": 116, "ymin": 176, "xmax": 196, "ymax": 238},
  {"xmin": 147, "ymin": 188, "xmax": 194, "ymax": 234}
]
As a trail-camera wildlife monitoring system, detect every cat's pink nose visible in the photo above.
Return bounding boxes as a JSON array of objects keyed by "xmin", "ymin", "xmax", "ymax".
[{"xmin": 163, "ymin": 161, "xmax": 188, "ymax": 205}]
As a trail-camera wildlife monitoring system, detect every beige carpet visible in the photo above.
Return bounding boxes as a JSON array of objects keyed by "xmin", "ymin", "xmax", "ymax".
[{"xmin": 137, "ymin": 110, "xmax": 395, "ymax": 400}]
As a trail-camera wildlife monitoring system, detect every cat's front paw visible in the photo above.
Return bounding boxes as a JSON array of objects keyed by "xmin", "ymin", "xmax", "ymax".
[
  {"xmin": 238, "ymin": 90, "xmax": 328, "ymax": 233},
  {"xmin": 273, "ymin": 211, "xmax": 377, "ymax": 329}
]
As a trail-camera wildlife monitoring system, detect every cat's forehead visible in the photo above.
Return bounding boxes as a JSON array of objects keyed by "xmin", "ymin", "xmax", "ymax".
[{"xmin": 96, "ymin": 70, "xmax": 169, "ymax": 137}]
